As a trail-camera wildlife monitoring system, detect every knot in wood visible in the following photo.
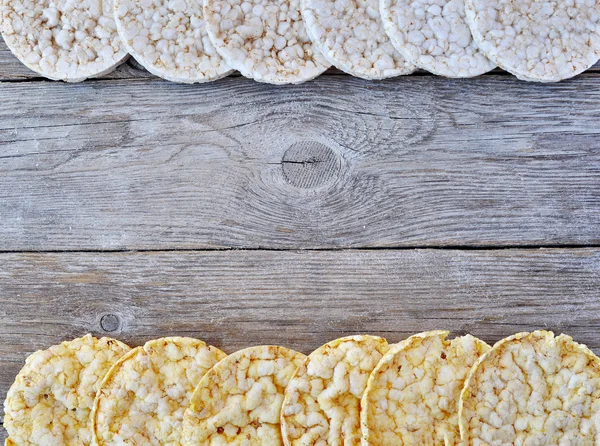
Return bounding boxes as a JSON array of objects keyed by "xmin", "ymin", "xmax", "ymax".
[
  {"xmin": 100, "ymin": 313, "xmax": 120, "ymax": 332},
  {"xmin": 282, "ymin": 141, "xmax": 339, "ymax": 189}
]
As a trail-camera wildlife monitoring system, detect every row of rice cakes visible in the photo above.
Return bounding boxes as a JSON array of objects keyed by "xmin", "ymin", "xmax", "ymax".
[
  {"xmin": 4, "ymin": 330, "xmax": 600, "ymax": 445},
  {"xmin": 2, "ymin": 0, "xmax": 600, "ymax": 84}
]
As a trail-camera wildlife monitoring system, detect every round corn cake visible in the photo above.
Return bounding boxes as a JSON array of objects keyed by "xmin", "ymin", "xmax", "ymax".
[
  {"xmin": 0, "ymin": 0, "xmax": 128, "ymax": 81},
  {"xmin": 204, "ymin": 0, "xmax": 330, "ymax": 84},
  {"xmin": 281, "ymin": 335, "xmax": 389, "ymax": 446},
  {"xmin": 92, "ymin": 337, "xmax": 226, "ymax": 445},
  {"xmin": 361, "ymin": 330, "xmax": 490, "ymax": 445},
  {"xmin": 113, "ymin": 0, "xmax": 233, "ymax": 83},
  {"xmin": 300, "ymin": 0, "xmax": 414, "ymax": 79},
  {"xmin": 459, "ymin": 330, "xmax": 600, "ymax": 445},
  {"xmin": 3, "ymin": 335, "xmax": 130, "ymax": 445},
  {"xmin": 182, "ymin": 345, "xmax": 305, "ymax": 445},
  {"xmin": 465, "ymin": 0, "xmax": 600, "ymax": 82},
  {"xmin": 380, "ymin": 0, "xmax": 494, "ymax": 77}
]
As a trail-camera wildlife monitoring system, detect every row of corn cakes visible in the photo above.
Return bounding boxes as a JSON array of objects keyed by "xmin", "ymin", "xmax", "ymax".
[{"xmin": 4, "ymin": 330, "xmax": 600, "ymax": 444}]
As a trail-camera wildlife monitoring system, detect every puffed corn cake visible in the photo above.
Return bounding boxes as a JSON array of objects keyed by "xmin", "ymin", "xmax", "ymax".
[
  {"xmin": 465, "ymin": 0, "xmax": 600, "ymax": 82},
  {"xmin": 459, "ymin": 330, "xmax": 600, "ymax": 445},
  {"xmin": 0, "ymin": 0, "xmax": 128, "ymax": 81},
  {"xmin": 360, "ymin": 330, "xmax": 490, "ymax": 445},
  {"xmin": 182, "ymin": 345, "xmax": 305, "ymax": 445},
  {"xmin": 3, "ymin": 335, "xmax": 130, "ymax": 445},
  {"xmin": 92, "ymin": 337, "xmax": 226, "ymax": 445},
  {"xmin": 300, "ymin": 0, "xmax": 415, "ymax": 79},
  {"xmin": 113, "ymin": 0, "xmax": 233, "ymax": 83},
  {"xmin": 204, "ymin": 0, "xmax": 331, "ymax": 84},
  {"xmin": 281, "ymin": 335, "xmax": 389, "ymax": 446}
]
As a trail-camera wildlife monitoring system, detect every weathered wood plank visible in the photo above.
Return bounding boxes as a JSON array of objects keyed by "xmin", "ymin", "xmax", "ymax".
[
  {"xmin": 0, "ymin": 248, "xmax": 599, "ymax": 429},
  {"xmin": 0, "ymin": 76, "xmax": 599, "ymax": 250}
]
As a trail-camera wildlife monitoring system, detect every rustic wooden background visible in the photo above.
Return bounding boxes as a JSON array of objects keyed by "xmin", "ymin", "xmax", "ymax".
[{"xmin": 1, "ymin": 37, "xmax": 600, "ymax": 440}]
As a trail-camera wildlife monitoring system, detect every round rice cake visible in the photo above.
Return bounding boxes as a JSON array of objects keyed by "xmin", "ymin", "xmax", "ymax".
[
  {"xmin": 3, "ymin": 334, "xmax": 130, "ymax": 445},
  {"xmin": 113, "ymin": 0, "xmax": 233, "ymax": 83},
  {"xmin": 0, "ymin": 0, "xmax": 128, "ymax": 82},
  {"xmin": 380, "ymin": 0, "xmax": 495, "ymax": 77},
  {"xmin": 360, "ymin": 330, "xmax": 490, "ymax": 445},
  {"xmin": 204, "ymin": 0, "xmax": 330, "ymax": 84},
  {"xmin": 91, "ymin": 336, "xmax": 226, "ymax": 445},
  {"xmin": 182, "ymin": 345, "xmax": 306, "ymax": 445},
  {"xmin": 459, "ymin": 330, "xmax": 600, "ymax": 445},
  {"xmin": 300, "ymin": 0, "xmax": 415, "ymax": 79},
  {"xmin": 281, "ymin": 335, "xmax": 389, "ymax": 446},
  {"xmin": 465, "ymin": 0, "xmax": 600, "ymax": 82}
]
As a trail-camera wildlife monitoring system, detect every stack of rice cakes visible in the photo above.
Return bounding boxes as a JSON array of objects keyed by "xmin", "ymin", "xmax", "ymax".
[{"xmin": 4, "ymin": 329, "xmax": 600, "ymax": 444}]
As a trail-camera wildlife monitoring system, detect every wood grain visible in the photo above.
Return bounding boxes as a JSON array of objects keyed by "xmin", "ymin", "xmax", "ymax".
[
  {"xmin": 0, "ymin": 248, "xmax": 599, "ymax": 432},
  {"xmin": 0, "ymin": 76, "xmax": 599, "ymax": 250}
]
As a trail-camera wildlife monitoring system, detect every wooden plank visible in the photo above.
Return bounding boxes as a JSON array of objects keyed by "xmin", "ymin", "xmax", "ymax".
[
  {"xmin": 0, "ymin": 76, "xmax": 599, "ymax": 250},
  {"xmin": 0, "ymin": 248, "xmax": 599, "ymax": 430}
]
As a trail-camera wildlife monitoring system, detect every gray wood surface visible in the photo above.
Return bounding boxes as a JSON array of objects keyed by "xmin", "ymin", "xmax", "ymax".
[
  {"xmin": 2, "ymin": 31, "xmax": 600, "ymax": 443},
  {"xmin": 1, "ymin": 248, "xmax": 599, "ymax": 431},
  {"xmin": 1, "ymin": 76, "xmax": 600, "ymax": 250}
]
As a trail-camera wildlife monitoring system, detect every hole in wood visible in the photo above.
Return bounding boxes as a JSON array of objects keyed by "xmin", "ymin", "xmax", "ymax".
[
  {"xmin": 282, "ymin": 141, "xmax": 340, "ymax": 189},
  {"xmin": 100, "ymin": 314, "xmax": 120, "ymax": 332}
]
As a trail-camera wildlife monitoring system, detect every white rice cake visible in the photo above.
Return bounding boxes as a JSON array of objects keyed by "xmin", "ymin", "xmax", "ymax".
[
  {"xmin": 3, "ymin": 335, "xmax": 130, "ymax": 445},
  {"xmin": 465, "ymin": 0, "xmax": 600, "ymax": 82},
  {"xmin": 204, "ymin": 0, "xmax": 330, "ymax": 84},
  {"xmin": 281, "ymin": 335, "xmax": 389, "ymax": 446},
  {"xmin": 380, "ymin": 0, "xmax": 494, "ymax": 77},
  {"xmin": 301, "ymin": 0, "xmax": 414, "ymax": 79},
  {"xmin": 114, "ymin": 0, "xmax": 233, "ymax": 83},
  {"xmin": 91, "ymin": 336, "xmax": 226, "ymax": 445},
  {"xmin": 459, "ymin": 330, "xmax": 600, "ymax": 445},
  {"xmin": 361, "ymin": 330, "xmax": 490, "ymax": 445},
  {"xmin": 0, "ymin": 0, "xmax": 128, "ymax": 82},
  {"xmin": 182, "ymin": 345, "xmax": 306, "ymax": 445}
]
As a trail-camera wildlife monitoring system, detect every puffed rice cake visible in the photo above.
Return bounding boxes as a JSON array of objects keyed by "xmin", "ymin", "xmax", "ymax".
[
  {"xmin": 113, "ymin": 0, "xmax": 233, "ymax": 83},
  {"xmin": 182, "ymin": 345, "xmax": 305, "ymax": 445},
  {"xmin": 459, "ymin": 330, "xmax": 600, "ymax": 445},
  {"xmin": 204, "ymin": 0, "xmax": 330, "ymax": 84},
  {"xmin": 91, "ymin": 337, "xmax": 226, "ymax": 445},
  {"xmin": 360, "ymin": 330, "xmax": 490, "ymax": 445},
  {"xmin": 380, "ymin": 0, "xmax": 494, "ymax": 77},
  {"xmin": 300, "ymin": 0, "xmax": 415, "ymax": 79},
  {"xmin": 0, "ymin": 0, "xmax": 128, "ymax": 81},
  {"xmin": 3, "ymin": 334, "xmax": 130, "ymax": 445},
  {"xmin": 281, "ymin": 335, "xmax": 389, "ymax": 446},
  {"xmin": 465, "ymin": 0, "xmax": 600, "ymax": 82}
]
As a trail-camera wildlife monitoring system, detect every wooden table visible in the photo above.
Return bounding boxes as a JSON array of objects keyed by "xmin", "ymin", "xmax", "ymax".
[{"xmin": 1, "ymin": 37, "xmax": 599, "ymax": 441}]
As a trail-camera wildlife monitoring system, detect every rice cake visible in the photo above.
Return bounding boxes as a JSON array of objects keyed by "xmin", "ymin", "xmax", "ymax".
[
  {"xmin": 204, "ymin": 0, "xmax": 330, "ymax": 84},
  {"xmin": 459, "ymin": 330, "xmax": 600, "ymax": 445},
  {"xmin": 281, "ymin": 335, "xmax": 389, "ymax": 446},
  {"xmin": 465, "ymin": 0, "xmax": 600, "ymax": 82},
  {"xmin": 300, "ymin": 0, "xmax": 414, "ymax": 79},
  {"xmin": 3, "ymin": 335, "xmax": 130, "ymax": 445},
  {"xmin": 113, "ymin": 0, "xmax": 233, "ymax": 83},
  {"xmin": 0, "ymin": 0, "xmax": 128, "ymax": 81},
  {"xmin": 360, "ymin": 330, "xmax": 490, "ymax": 445},
  {"xmin": 182, "ymin": 345, "xmax": 305, "ymax": 445},
  {"xmin": 91, "ymin": 337, "xmax": 226, "ymax": 445},
  {"xmin": 380, "ymin": 0, "xmax": 494, "ymax": 77}
]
